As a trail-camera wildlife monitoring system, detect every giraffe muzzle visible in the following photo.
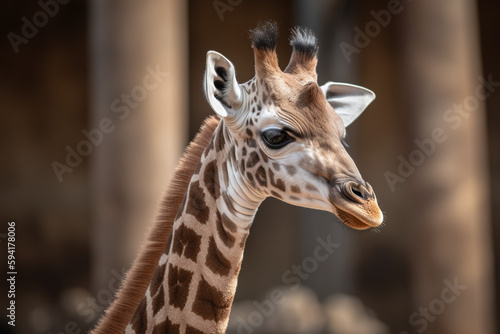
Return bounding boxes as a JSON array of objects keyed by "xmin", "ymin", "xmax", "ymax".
[{"xmin": 330, "ymin": 180, "xmax": 383, "ymax": 230}]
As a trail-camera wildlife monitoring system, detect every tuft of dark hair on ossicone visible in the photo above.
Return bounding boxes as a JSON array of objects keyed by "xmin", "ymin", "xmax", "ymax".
[
  {"xmin": 249, "ymin": 21, "xmax": 279, "ymax": 51},
  {"xmin": 290, "ymin": 26, "xmax": 319, "ymax": 59}
]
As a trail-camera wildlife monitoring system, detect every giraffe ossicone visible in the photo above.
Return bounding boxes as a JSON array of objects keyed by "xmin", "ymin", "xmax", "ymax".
[{"xmin": 91, "ymin": 21, "xmax": 383, "ymax": 334}]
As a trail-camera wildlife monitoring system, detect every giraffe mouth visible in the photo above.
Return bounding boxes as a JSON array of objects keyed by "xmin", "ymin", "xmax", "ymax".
[
  {"xmin": 329, "ymin": 182, "xmax": 383, "ymax": 230},
  {"xmin": 334, "ymin": 204, "xmax": 382, "ymax": 230}
]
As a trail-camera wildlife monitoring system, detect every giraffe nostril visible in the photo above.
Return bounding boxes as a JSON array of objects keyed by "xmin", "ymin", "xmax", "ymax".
[
  {"xmin": 342, "ymin": 181, "xmax": 373, "ymax": 203},
  {"xmin": 352, "ymin": 188, "xmax": 363, "ymax": 199}
]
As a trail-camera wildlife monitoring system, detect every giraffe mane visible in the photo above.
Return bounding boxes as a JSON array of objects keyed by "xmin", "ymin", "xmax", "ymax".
[{"xmin": 91, "ymin": 116, "xmax": 221, "ymax": 334}]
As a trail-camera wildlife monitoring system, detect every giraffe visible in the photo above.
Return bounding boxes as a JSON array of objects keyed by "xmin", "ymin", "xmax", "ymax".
[{"xmin": 91, "ymin": 22, "xmax": 383, "ymax": 334}]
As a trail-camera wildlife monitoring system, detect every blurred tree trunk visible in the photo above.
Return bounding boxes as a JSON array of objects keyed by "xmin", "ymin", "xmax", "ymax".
[
  {"xmin": 403, "ymin": 1, "xmax": 494, "ymax": 333},
  {"xmin": 89, "ymin": 0, "xmax": 187, "ymax": 292}
]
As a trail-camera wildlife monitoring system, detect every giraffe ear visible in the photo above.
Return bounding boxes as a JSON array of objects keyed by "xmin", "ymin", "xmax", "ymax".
[
  {"xmin": 320, "ymin": 82, "xmax": 376, "ymax": 127},
  {"xmin": 204, "ymin": 51, "xmax": 244, "ymax": 118}
]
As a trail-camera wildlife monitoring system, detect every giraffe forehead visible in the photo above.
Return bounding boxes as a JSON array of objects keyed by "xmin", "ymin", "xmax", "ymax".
[{"xmin": 249, "ymin": 75, "xmax": 343, "ymax": 139}]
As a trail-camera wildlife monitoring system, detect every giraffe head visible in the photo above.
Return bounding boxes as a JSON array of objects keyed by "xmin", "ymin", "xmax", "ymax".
[{"xmin": 203, "ymin": 22, "xmax": 383, "ymax": 230}]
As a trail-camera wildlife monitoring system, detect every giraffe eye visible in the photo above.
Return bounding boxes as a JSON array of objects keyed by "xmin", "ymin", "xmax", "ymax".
[{"xmin": 261, "ymin": 129, "xmax": 294, "ymax": 149}]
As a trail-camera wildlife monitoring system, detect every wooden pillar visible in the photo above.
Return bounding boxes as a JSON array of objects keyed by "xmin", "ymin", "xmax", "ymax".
[
  {"xmin": 89, "ymin": 0, "xmax": 187, "ymax": 291},
  {"xmin": 403, "ymin": 1, "xmax": 494, "ymax": 333}
]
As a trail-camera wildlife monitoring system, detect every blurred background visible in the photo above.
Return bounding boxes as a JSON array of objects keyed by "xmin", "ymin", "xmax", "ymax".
[{"xmin": 1, "ymin": 0, "xmax": 499, "ymax": 333}]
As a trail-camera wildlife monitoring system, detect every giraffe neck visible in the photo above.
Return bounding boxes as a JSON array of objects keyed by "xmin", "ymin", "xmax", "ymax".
[{"xmin": 126, "ymin": 120, "xmax": 264, "ymax": 333}]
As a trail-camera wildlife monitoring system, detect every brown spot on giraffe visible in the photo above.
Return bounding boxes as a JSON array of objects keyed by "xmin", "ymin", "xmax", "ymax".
[
  {"xmin": 222, "ymin": 191, "xmax": 238, "ymax": 216},
  {"xmin": 204, "ymin": 135, "xmax": 215, "ymax": 158},
  {"xmin": 215, "ymin": 125, "xmax": 225, "ymax": 152},
  {"xmin": 230, "ymin": 145, "xmax": 237, "ymax": 163},
  {"xmin": 246, "ymin": 137, "xmax": 257, "ymax": 148},
  {"xmin": 172, "ymin": 224, "xmax": 202, "ymax": 262},
  {"xmin": 221, "ymin": 212, "xmax": 237, "ymax": 233},
  {"xmin": 246, "ymin": 172, "xmax": 255, "ymax": 187},
  {"xmin": 191, "ymin": 277, "xmax": 233, "ymax": 322},
  {"xmin": 206, "ymin": 236, "xmax": 232, "ymax": 276},
  {"xmin": 204, "ymin": 160, "xmax": 220, "ymax": 200},
  {"xmin": 150, "ymin": 263, "xmax": 166, "ymax": 296},
  {"xmin": 259, "ymin": 149, "xmax": 269, "ymax": 163},
  {"xmin": 291, "ymin": 185, "xmax": 301, "ymax": 194},
  {"xmin": 285, "ymin": 165, "xmax": 297, "ymax": 175},
  {"xmin": 152, "ymin": 284, "xmax": 165, "ymax": 316},
  {"xmin": 271, "ymin": 190, "xmax": 282, "ymax": 199},
  {"xmin": 168, "ymin": 264, "xmax": 194, "ymax": 310},
  {"xmin": 130, "ymin": 296, "xmax": 148, "ymax": 333},
  {"xmin": 216, "ymin": 210, "xmax": 236, "ymax": 248},
  {"xmin": 272, "ymin": 162, "xmax": 281, "ymax": 171},
  {"xmin": 152, "ymin": 318, "xmax": 180, "ymax": 334},
  {"xmin": 240, "ymin": 159, "xmax": 246, "ymax": 174},
  {"xmin": 242, "ymin": 146, "xmax": 247, "ymax": 156},
  {"xmin": 246, "ymin": 128, "xmax": 253, "ymax": 137},
  {"xmin": 268, "ymin": 168, "xmax": 286, "ymax": 192},
  {"xmin": 186, "ymin": 181, "xmax": 210, "ymax": 224},
  {"xmin": 239, "ymin": 233, "xmax": 249, "ymax": 249},
  {"xmin": 306, "ymin": 183, "xmax": 319, "ymax": 193},
  {"xmin": 221, "ymin": 161, "xmax": 229, "ymax": 187},
  {"xmin": 246, "ymin": 151, "xmax": 260, "ymax": 168},
  {"xmin": 194, "ymin": 161, "xmax": 203, "ymax": 175},
  {"xmin": 255, "ymin": 166, "xmax": 267, "ymax": 187}
]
